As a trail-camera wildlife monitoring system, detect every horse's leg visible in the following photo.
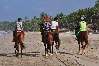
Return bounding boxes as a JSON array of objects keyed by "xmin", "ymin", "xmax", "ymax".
[
  {"xmin": 81, "ymin": 41, "xmax": 86, "ymax": 55},
  {"xmin": 52, "ymin": 42, "xmax": 54, "ymax": 54},
  {"xmin": 84, "ymin": 35, "xmax": 89, "ymax": 49},
  {"xmin": 44, "ymin": 43, "xmax": 46, "ymax": 56},
  {"xmin": 79, "ymin": 41, "xmax": 84, "ymax": 55},
  {"xmin": 78, "ymin": 44, "xmax": 80, "ymax": 54},
  {"xmin": 82, "ymin": 33, "xmax": 88, "ymax": 54},
  {"xmin": 47, "ymin": 44, "xmax": 49, "ymax": 56},
  {"xmin": 45, "ymin": 43, "xmax": 48, "ymax": 56},
  {"xmin": 16, "ymin": 42, "xmax": 19, "ymax": 57},
  {"xmin": 47, "ymin": 43, "xmax": 51, "ymax": 53},
  {"xmin": 15, "ymin": 42, "xmax": 17, "ymax": 54},
  {"xmin": 21, "ymin": 47, "xmax": 22, "ymax": 57},
  {"xmin": 48, "ymin": 43, "xmax": 53, "ymax": 56},
  {"xmin": 44, "ymin": 33, "xmax": 49, "ymax": 56},
  {"xmin": 20, "ymin": 43, "xmax": 23, "ymax": 58},
  {"xmin": 50, "ymin": 32, "xmax": 54, "ymax": 55},
  {"xmin": 55, "ymin": 40, "xmax": 60, "ymax": 50},
  {"xmin": 49, "ymin": 45, "xmax": 51, "ymax": 53},
  {"xmin": 57, "ymin": 40, "xmax": 60, "ymax": 50},
  {"xmin": 20, "ymin": 32, "xmax": 25, "ymax": 49},
  {"xmin": 83, "ymin": 42, "xmax": 88, "ymax": 54},
  {"xmin": 78, "ymin": 39, "xmax": 81, "ymax": 54},
  {"xmin": 55, "ymin": 32, "xmax": 60, "ymax": 50},
  {"xmin": 55, "ymin": 42, "xmax": 59, "ymax": 50}
]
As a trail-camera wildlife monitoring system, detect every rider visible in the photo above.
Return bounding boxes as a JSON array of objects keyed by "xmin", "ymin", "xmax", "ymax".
[
  {"xmin": 51, "ymin": 17, "xmax": 60, "ymax": 50},
  {"xmin": 13, "ymin": 18, "xmax": 25, "ymax": 48},
  {"xmin": 79, "ymin": 15, "xmax": 88, "ymax": 46},
  {"xmin": 41, "ymin": 15, "xmax": 52, "ymax": 43},
  {"xmin": 43, "ymin": 16, "xmax": 51, "ymax": 31}
]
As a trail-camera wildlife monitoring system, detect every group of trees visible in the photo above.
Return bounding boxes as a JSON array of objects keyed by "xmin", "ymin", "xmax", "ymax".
[{"xmin": 0, "ymin": 0, "xmax": 99, "ymax": 32}]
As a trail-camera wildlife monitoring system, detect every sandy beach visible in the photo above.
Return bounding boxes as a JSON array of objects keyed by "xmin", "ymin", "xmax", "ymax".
[{"xmin": 0, "ymin": 32, "xmax": 99, "ymax": 66}]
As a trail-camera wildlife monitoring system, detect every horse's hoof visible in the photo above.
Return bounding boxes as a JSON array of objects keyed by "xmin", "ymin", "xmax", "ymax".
[
  {"xmin": 50, "ymin": 54, "xmax": 53, "ymax": 56},
  {"xmin": 14, "ymin": 45, "xmax": 17, "ymax": 48},
  {"xmin": 16, "ymin": 54, "xmax": 19, "ymax": 57},
  {"xmin": 49, "ymin": 53, "xmax": 53, "ymax": 56},
  {"xmin": 78, "ymin": 51, "xmax": 82, "ymax": 55},
  {"xmin": 78, "ymin": 52, "xmax": 82, "ymax": 55},
  {"xmin": 45, "ymin": 54, "xmax": 49, "ymax": 57}
]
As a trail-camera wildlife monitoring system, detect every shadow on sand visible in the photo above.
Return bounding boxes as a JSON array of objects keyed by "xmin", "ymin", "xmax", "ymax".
[{"xmin": 0, "ymin": 52, "xmax": 40, "ymax": 57}]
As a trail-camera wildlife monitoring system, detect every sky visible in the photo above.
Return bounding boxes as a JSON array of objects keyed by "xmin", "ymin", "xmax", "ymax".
[{"xmin": 0, "ymin": 0, "xmax": 96, "ymax": 21}]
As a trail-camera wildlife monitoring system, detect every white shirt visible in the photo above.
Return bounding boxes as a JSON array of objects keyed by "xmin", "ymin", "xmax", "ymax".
[
  {"xmin": 51, "ymin": 21, "xmax": 58, "ymax": 29},
  {"xmin": 16, "ymin": 21, "xmax": 23, "ymax": 30}
]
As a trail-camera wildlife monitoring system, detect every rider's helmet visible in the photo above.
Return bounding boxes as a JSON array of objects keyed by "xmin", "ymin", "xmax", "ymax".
[
  {"xmin": 81, "ymin": 15, "xmax": 85, "ymax": 20},
  {"xmin": 54, "ymin": 17, "xmax": 58, "ymax": 21},
  {"xmin": 18, "ymin": 18, "xmax": 22, "ymax": 22}
]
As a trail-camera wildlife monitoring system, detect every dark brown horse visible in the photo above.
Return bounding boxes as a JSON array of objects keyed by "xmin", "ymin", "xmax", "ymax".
[
  {"xmin": 43, "ymin": 31, "xmax": 54, "ymax": 56},
  {"xmin": 14, "ymin": 31, "xmax": 25, "ymax": 57}
]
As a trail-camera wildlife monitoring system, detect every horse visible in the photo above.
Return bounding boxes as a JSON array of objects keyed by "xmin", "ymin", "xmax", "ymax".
[
  {"xmin": 75, "ymin": 28, "xmax": 89, "ymax": 55},
  {"xmin": 14, "ymin": 30, "xmax": 25, "ymax": 57},
  {"xmin": 51, "ymin": 30, "xmax": 60, "ymax": 50},
  {"xmin": 43, "ymin": 30, "xmax": 54, "ymax": 56}
]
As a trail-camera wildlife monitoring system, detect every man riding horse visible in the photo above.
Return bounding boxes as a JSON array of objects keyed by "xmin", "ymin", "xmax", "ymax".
[
  {"xmin": 40, "ymin": 15, "xmax": 54, "ymax": 56},
  {"xmin": 75, "ymin": 15, "xmax": 89, "ymax": 54},
  {"xmin": 12, "ymin": 18, "xmax": 25, "ymax": 49},
  {"xmin": 40, "ymin": 15, "xmax": 52, "ymax": 42},
  {"xmin": 40, "ymin": 16, "xmax": 60, "ymax": 48},
  {"xmin": 51, "ymin": 17, "xmax": 60, "ymax": 50}
]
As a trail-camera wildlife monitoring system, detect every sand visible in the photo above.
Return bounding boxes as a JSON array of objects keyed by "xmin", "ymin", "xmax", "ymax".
[{"xmin": 0, "ymin": 32, "xmax": 99, "ymax": 66}]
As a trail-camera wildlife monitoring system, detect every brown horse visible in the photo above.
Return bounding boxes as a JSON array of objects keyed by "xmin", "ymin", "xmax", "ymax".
[
  {"xmin": 77, "ymin": 31, "xmax": 89, "ymax": 55},
  {"xmin": 52, "ymin": 30, "xmax": 60, "ymax": 50},
  {"xmin": 14, "ymin": 31, "xmax": 25, "ymax": 57},
  {"xmin": 43, "ymin": 31, "xmax": 54, "ymax": 56}
]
